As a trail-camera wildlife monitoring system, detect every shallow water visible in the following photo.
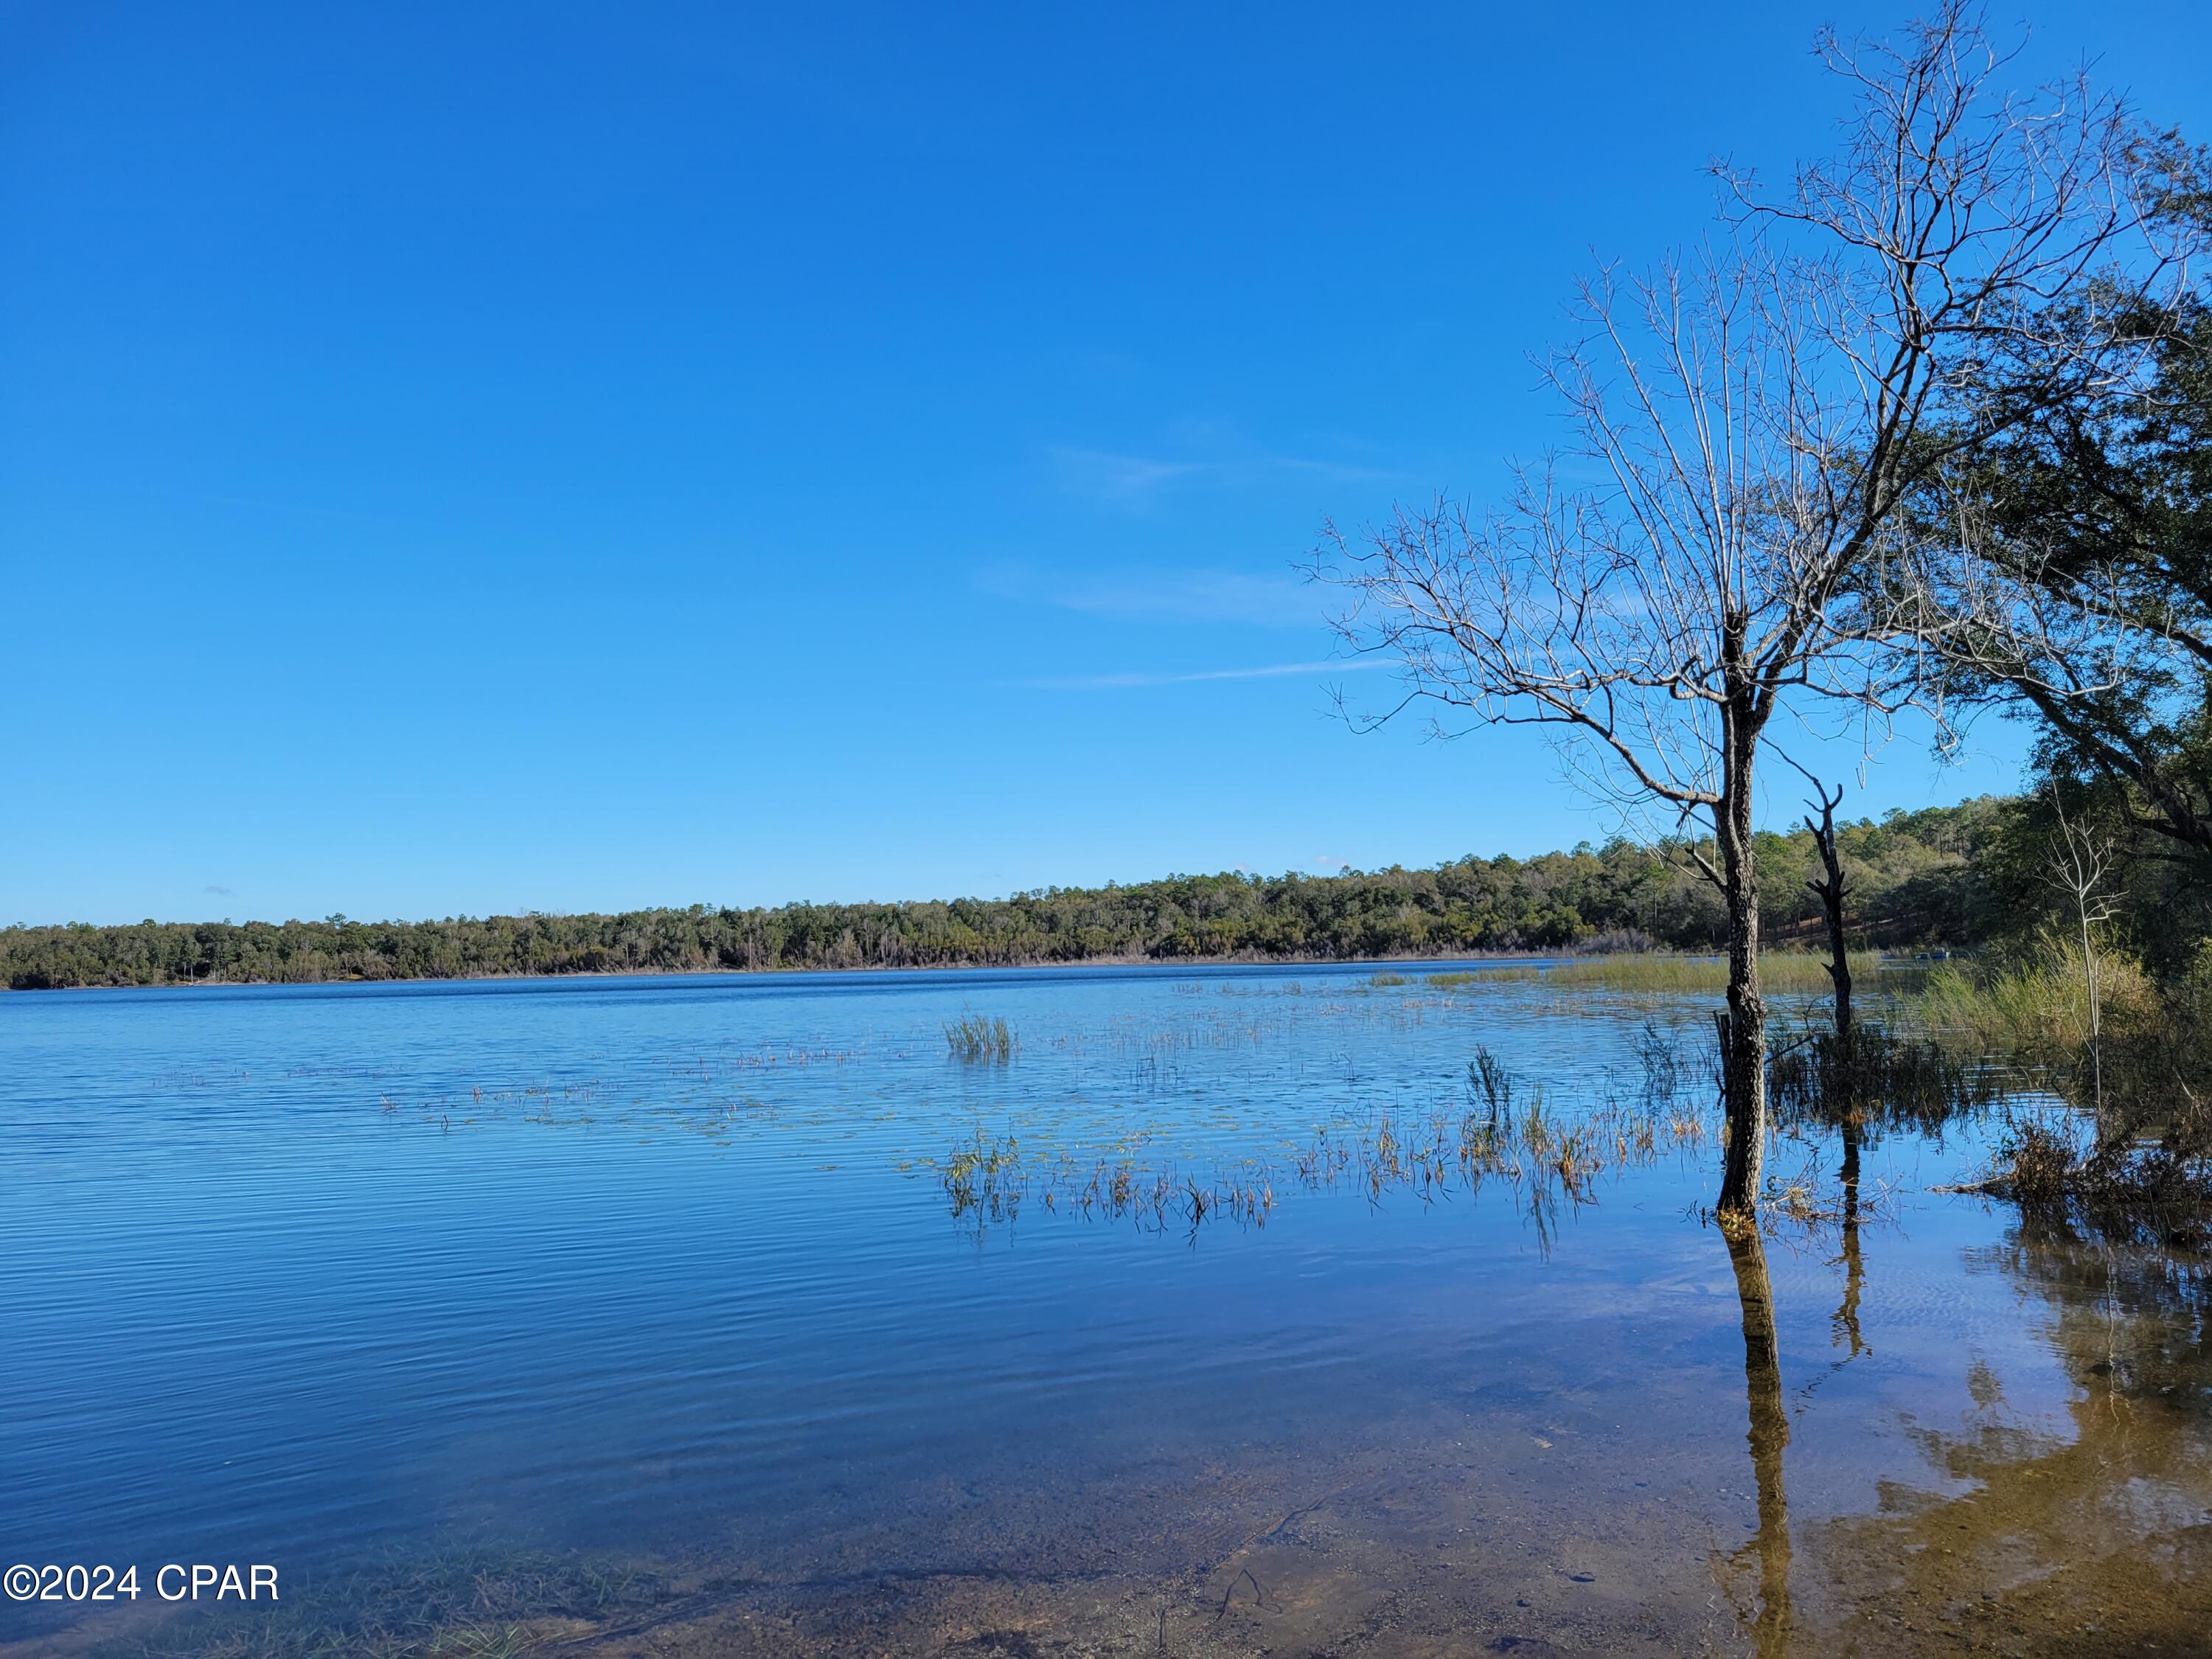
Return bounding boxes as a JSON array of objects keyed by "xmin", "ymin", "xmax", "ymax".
[{"xmin": 3, "ymin": 961, "xmax": 2207, "ymax": 1657}]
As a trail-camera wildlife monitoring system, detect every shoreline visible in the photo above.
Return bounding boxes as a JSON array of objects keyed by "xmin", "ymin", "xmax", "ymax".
[
  {"xmin": 0, "ymin": 944, "xmax": 1939, "ymax": 996},
  {"xmin": 0, "ymin": 947, "xmax": 1581, "ymax": 995}
]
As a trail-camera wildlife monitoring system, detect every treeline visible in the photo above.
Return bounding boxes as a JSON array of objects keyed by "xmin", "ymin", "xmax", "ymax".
[{"xmin": 1, "ymin": 798, "xmax": 2009, "ymax": 990}]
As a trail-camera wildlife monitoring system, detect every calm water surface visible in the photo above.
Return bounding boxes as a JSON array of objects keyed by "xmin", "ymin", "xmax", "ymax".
[{"xmin": 4, "ymin": 961, "xmax": 2208, "ymax": 1656}]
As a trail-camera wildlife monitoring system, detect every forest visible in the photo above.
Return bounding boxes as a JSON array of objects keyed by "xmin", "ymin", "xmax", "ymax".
[{"xmin": 0, "ymin": 795, "xmax": 2011, "ymax": 990}]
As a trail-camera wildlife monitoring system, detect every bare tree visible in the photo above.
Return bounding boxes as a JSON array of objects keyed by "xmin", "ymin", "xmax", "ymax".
[
  {"xmin": 1312, "ymin": 2, "xmax": 2176, "ymax": 1216},
  {"xmin": 2043, "ymin": 784, "xmax": 2122, "ymax": 1110}
]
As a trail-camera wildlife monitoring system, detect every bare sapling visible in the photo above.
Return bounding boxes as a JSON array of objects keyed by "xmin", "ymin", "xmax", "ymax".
[{"xmin": 2042, "ymin": 785, "xmax": 2121, "ymax": 1112}]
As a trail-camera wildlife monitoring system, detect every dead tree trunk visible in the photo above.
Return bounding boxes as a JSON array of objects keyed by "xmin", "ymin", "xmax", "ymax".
[{"xmin": 1804, "ymin": 780, "xmax": 1852, "ymax": 1053}]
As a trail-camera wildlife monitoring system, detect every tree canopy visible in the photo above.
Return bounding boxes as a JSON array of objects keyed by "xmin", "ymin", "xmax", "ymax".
[{"xmin": 1, "ymin": 799, "xmax": 2011, "ymax": 991}]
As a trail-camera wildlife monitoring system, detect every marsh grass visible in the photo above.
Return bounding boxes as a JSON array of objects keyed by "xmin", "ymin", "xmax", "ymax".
[
  {"xmin": 1913, "ymin": 959, "xmax": 2119, "ymax": 1057},
  {"xmin": 944, "ymin": 1012, "xmax": 1016, "ymax": 1062},
  {"xmin": 941, "ymin": 1127, "xmax": 1026, "ymax": 1222},
  {"xmin": 1110, "ymin": 1011, "xmax": 1281, "ymax": 1056},
  {"xmin": 1423, "ymin": 952, "xmax": 1880, "ymax": 995},
  {"xmin": 1551, "ymin": 952, "xmax": 1877, "ymax": 993},
  {"xmin": 1423, "ymin": 969, "xmax": 1498, "ymax": 990},
  {"xmin": 1898, "ymin": 947, "xmax": 2212, "ymax": 1238}
]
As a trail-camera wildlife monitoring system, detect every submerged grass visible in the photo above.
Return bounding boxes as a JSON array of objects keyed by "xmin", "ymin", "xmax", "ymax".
[{"xmin": 940, "ymin": 1126, "xmax": 1026, "ymax": 1222}]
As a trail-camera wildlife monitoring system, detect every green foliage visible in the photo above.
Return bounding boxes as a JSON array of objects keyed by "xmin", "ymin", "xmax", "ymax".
[
  {"xmin": 0, "ymin": 800, "xmax": 2007, "ymax": 990},
  {"xmin": 1944, "ymin": 786, "xmax": 2212, "ymax": 980},
  {"xmin": 1952, "ymin": 298, "xmax": 2212, "ymax": 865}
]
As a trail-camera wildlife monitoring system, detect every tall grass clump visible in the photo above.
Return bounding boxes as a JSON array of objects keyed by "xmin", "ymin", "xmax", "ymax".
[
  {"xmin": 1543, "ymin": 951, "xmax": 1882, "ymax": 995},
  {"xmin": 1920, "ymin": 940, "xmax": 2212, "ymax": 1239},
  {"xmin": 1912, "ymin": 942, "xmax": 2153, "ymax": 1066},
  {"xmin": 1430, "ymin": 952, "xmax": 1881, "ymax": 995},
  {"xmin": 943, "ymin": 1012, "xmax": 1015, "ymax": 1061}
]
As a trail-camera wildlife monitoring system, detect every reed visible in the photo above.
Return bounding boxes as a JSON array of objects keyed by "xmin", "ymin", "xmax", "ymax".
[
  {"xmin": 1427, "ymin": 953, "xmax": 1879, "ymax": 994},
  {"xmin": 940, "ymin": 1128, "xmax": 1024, "ymax": 1221},
  {"xmin": 1545, "ymin": 952, "xmax": 1879, "ymax": 993},
  {"xmin": 943, "ymin": 1012, "xmax": 1016, "ymax": 1061},
  {"xmin": 1910, "ymin": 953, "xmax": 2152, "ymax": 1057}
]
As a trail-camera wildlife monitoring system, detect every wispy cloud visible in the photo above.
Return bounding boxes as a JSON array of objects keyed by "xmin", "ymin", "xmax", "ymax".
[
  {"xmin": 1047, "ymin": 443, "xmax": 1395, "ymax": 509},
  {"xmin": 978, "ymin": 563, "xmax": 1318, "ymax": 627},
  {"xmin": 204, "ymin": 884, "xmax": 233, "ymax": 897},
  {"xmin": 1048, "ymin": 448, "xmax": 1215, "ymax": 503},
  {"xmin": 1023, "ymin": 659, "xmax": 1389, "ymax": 691}
]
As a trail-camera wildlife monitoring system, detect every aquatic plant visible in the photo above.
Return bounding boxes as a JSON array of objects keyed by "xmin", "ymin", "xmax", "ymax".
[
  {"xmin": 936, "ymin": 1075, "xmax": 1717, "ymax": 1242},
  {"xmin": 1631, "ymin": 1018, "xmax": 1682, "ymax": 1098},
  {"xmin": 1967, "ymin": 1102, "xmax": 2212, "ymax": 1245},
  {"xmin": 1579, "ymin": 953, "xmax": 1879, "ymax": 994},
  {"xmin": 940, "ymin": 1128, "xmax": 1024, "ymax": 1222},
  {"xmin": 943, "ymin": 1012, "xmax": 1016, "ymax": 1061},
  {"xmin": 1468, "ymin": 1044, "xmax": 1512, "ymax": 1116}
]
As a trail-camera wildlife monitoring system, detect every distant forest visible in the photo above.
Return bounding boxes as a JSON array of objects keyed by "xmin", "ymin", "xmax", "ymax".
[{"xmin": 1, "ymin": 798, "xmax": 2012, "ymax": 990}]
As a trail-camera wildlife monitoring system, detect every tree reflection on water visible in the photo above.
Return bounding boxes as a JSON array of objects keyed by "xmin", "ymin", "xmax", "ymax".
[
  {"xmin": 1722, "ymin": 1189, "xmax": 2212, "ymax": 1657},
  {"xmin": 1722, "ymin": 1221, "xmax": 1795, "ymax": 1655}
]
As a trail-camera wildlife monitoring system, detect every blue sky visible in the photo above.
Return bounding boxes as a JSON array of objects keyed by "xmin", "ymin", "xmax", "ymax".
[{"xmin": 6, "ymin": 1, "xmax": 2209, "ymax": 925}]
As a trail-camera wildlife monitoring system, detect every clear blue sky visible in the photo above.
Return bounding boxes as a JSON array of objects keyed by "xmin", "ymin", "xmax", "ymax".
[{"xmin": 5, "ymin": 1, "xmax": 2208, "ymax": 926}]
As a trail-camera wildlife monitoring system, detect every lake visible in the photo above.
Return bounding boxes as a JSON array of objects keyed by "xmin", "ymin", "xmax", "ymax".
[{"xmin": 4, "ymin": 961, "xmax": 2208, "ymax": 1656}]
